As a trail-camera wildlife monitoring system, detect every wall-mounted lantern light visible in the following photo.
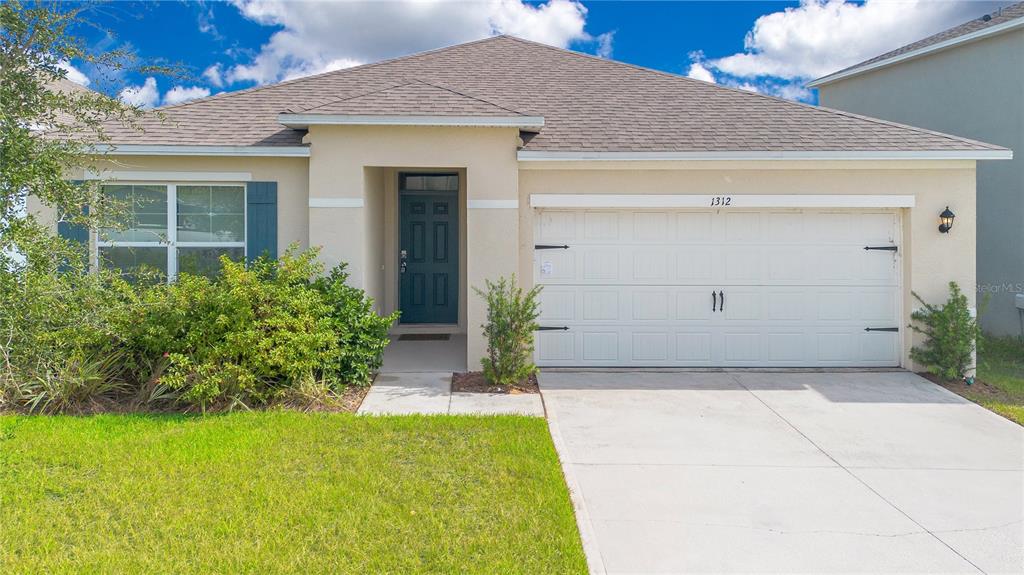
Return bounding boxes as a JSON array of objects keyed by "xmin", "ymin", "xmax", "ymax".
[{"xmin": 938, "ymin": 206, "xmax": 955, "ymax": 233}]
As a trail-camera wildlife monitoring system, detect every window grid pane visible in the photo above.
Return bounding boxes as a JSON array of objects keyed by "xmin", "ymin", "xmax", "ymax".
[
  {"xmin": 101, "ymin": 184, "xmax": 168, "ymax": 243},
  {"xmin": 176, "ymin": 185, "xmax": 244, "ymax": 243}
]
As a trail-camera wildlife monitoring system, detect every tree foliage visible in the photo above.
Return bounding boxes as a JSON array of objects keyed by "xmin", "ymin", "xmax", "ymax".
[{"xmin": 0, "ymin": 0, "xmax": 163, "ymax": 273}]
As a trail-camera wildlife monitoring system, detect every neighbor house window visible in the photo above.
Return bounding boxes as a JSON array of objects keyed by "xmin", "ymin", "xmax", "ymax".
[{"xmin": 98, "ymin": 183, "xmax": 245, "ymax": 279}]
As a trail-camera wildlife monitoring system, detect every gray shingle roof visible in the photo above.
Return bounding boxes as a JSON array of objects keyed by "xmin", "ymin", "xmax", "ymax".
[
  {"xmin": 102, "ymin": 35, "xmax": 1005, "ymax": 153},
  {"xmin": 817, "ymin": 2, "xmax": 1024, "ymax": 83}
]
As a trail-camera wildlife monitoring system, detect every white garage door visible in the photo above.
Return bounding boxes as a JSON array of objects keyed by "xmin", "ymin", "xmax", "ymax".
[{"xmin": 534, "ymin": 208, "xmax": 901, "ymax": 367}]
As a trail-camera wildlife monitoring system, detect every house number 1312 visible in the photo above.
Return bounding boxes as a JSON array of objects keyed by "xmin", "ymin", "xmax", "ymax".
[{"xmin": 710, "ymin": 196, "xmax": 732, "ymax": 206}]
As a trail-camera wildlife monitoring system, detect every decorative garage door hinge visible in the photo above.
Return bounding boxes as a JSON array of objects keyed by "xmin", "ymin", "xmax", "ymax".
[
  {"xmin": 535, "ymin": 244, "xmax": 570, "ymax": 250},
  {"xmin": 864, "ymin": 327, "xmax": 899, "ymax": 332},
  {"xmin": 537, "ymin": 326, "xmax": 570, "ymax": 331},
  {"xmin": 863, "ymin": 245, "xmax": 898, "ymax": 251}
]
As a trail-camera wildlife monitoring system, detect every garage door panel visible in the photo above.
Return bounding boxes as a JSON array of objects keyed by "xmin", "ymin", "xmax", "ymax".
[
  {"xmin": 632, "ymin": 291, "xmax": 670, "ymax": 320},
  {"xmin": 677, "ymin": 289, "xmax": 715, "ymax": 321},
  {"xmin": 535, "ymin": 208, "xmax": 901, "ymax": 367}
]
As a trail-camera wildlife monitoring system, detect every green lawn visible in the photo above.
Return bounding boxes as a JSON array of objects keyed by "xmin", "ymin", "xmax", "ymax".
[
  {"xmin": 0, "ymin": 413, "xmax": 587, "ymax": 574},
  {"xmin": 973, "ymin": 336, "xmax": 1024, "ymax": 424}
]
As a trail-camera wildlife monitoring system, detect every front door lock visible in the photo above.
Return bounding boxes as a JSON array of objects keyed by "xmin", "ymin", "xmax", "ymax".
[{"xmin": 400, "ymin": 249, "xmax": 408, "ymax": 274}]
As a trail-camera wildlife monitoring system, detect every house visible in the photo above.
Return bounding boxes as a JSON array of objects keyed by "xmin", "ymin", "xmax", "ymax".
[
  {"xmin": 52, "ymin": 35, "xmax": 1011, "ymax": 369},
  {"xmin": 809, "ymin": 3, "xmax": 1024, "ymax": 337}
]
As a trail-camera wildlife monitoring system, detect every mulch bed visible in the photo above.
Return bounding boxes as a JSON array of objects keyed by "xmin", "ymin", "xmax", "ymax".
[
  {"xmin": 451, "ymin": 371, "xmax": 539, "ymax": 394},
  {"xmin": 918, "ymin": 372, "xmax": 1013, "ymax": 401}
]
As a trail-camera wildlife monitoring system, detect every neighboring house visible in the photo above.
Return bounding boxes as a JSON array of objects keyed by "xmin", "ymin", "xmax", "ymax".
[
  {"xmin": 809, "ymin": 3, "xmax": 1024, "ymax": 337},
  {"xmin": 43, "ymin": 35, "xmax": 1011, "ymax": 369}
]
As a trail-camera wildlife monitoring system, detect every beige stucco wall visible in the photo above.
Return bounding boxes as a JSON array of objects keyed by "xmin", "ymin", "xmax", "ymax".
[
  {"xmin": 306, "ymin": 125, "xmax": 520, "ymax": 362},
  {"xmin": 817, "ymin": 29, "xmax": 1023, "ymax": 335},
  {"xmin": 35, "ymin": 144, "xmax": 977, "ymax": 372},
  {"xmin": 519, "ymin": 160, "xmax": 978, "ymax": 370}
]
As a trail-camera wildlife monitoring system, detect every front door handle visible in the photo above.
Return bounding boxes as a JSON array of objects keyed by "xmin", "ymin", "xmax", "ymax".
[
  {"xmin": 712, "ymin": 291, "xmax": 717, "ymax": 312},
  {"xmin": 719, "ymin": 290, "xmax": 724, "ymax": 312},
  {"xmin": 400, "ymin": 249, "xmax": 407, "ymax": 274}
]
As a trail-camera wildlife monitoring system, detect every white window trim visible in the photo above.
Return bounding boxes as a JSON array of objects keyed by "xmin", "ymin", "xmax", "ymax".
[{"xmin": 95, "ymin": 181, "xmax": 247, "ymax": 279}]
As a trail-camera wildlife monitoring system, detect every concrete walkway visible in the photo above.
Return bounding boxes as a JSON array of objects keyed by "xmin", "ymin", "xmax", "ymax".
[
  {"xmin": 358, "ymin": 372, "xmax": 544, "ymax": 416},
  {"xmin": 540, "ymin": 370, "xmax": 1024, "ymax": 574}
]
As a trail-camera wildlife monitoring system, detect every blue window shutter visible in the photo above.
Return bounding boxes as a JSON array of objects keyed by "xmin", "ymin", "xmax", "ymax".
[{"xmin": 246, "ymin": 181, "xmax": 278, "ymax": 264}]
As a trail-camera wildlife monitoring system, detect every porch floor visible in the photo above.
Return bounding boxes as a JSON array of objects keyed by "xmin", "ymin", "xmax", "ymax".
[{"xmin": 381, "ymin": 333, "xmax": 468, "ymax": 373}]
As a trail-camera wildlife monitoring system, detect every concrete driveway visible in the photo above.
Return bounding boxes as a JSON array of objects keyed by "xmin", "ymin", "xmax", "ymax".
[{"xmin": 539, "ymin": 371, "xmax": 1023, "ymax": 574}]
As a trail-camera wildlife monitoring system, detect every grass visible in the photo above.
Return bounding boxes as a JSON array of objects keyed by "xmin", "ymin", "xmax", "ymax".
[
  {"xmin": 971, "ymin": 335, "xmax": 1024, "ymax": 424},
  {"xmin": 0, "ymin": 412, "xmax": 587, "ymax": 574}
]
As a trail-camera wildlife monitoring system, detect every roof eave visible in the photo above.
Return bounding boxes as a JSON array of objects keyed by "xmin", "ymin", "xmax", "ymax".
[
  {"xmin": 807, "ymin": 16, "xmax": 1024, "ymax": 88},
  {"xmin": 279, "ymin": 113, "xmax": 545, "ymax": 129},
  {"xmin": 517, "ymin": 150, "xmax": 1013, "ymax": 161},
  {"xmin": 92, "ymin": 144, "xmax": 311, "ymax": 157}
]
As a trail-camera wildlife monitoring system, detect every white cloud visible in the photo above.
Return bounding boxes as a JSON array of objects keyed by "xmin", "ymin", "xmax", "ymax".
[
  {"xmin": 163, "ymin": 85, "xmax": 212, "ymax": 106},
  {"xmin": 710, "ymin": 0, "xmax": 1012, "ymax": 81},
  {"xmin": 118, "ymin": 77, "xmax": 160, "ymax": 109},
  {"xmin": 595, "ymin": 31, "xmax": 614, "ymax": 59},
  {"xmin": 222, "ymin": 0, "xmax": 608, "ymax": 85},
  {"xmin": 58, "ymin": 60, "xmax": 90, "ymax": 86},
  {"xmin": 202, "ymin": 63, "xmax": 225, "ymax": 88},
  {"xmin": 686, "ymin": 62, "xmax": 715, "ymax": 83}
]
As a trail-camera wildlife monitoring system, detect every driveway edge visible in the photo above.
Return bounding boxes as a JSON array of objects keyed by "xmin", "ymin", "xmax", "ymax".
[{"xmin": 540, "ymin": 386, "xmax": 607, "ymax": 575}]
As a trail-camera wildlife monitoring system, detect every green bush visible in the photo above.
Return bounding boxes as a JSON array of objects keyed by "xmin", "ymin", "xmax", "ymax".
[
  {"xmin": 910, "ymin": 281, "xmax": 981, "ymax": 381},
  {"xmin": 0, "ymin": 264, "xmax": 139, "ymax": 413},
  {"xmin": 474, "ymin": 275, "xmax": 542, "ymax": 388},
  {"xmin": 0, "ymin": 246, "xmax": 397, "ymax": 413}
]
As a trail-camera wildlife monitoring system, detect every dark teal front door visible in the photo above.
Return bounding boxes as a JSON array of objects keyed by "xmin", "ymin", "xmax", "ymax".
[{"xmin": 399, "ymin": 189, "xmax": 458, "ymax": 324}]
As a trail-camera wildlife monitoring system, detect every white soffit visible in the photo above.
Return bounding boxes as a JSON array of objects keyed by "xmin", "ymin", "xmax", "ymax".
[
  {"xmin": 84, "ymin": 170, "xmax": 252, "ymax": 182},
  {"xmin": 92, "ymin": 144, "xmax": 311, "ymax": 157},
  {"xmin": 518, "ymin": 150, "xmax": 1012, "ymax": 161},
  {"xmin": 279, "ymin": 113, "xmax": 545, "ymax": 129},
  {"xmin": 530, "ymin": 194, "xmax": 917, "ymax": 208}
]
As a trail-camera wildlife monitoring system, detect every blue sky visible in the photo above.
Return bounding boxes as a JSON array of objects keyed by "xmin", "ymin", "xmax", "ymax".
[{"xmin": 66, "ymin": 1, "xmax": 1013, "ymax": 108}]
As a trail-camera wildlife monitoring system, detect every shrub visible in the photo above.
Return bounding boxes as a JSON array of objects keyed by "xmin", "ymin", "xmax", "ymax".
[
  {"xmin": 0, "ymin": 266, "xmax": 139, "ymax": 413},
  {"xmin": 0, "ymin": 246, "xmax": 397, "ymax": 413},
  {"xmin": 122, "ymin": 247, "xmax": 397, "ymax": 411},
  {"xmin": 910, "ymin": 281, "xmax": 981, "ymax": 381},
  {"xmin": 312, "ymin": 264, "xmax": 399, "ymax": 387},
  {"xmin": 474, "ymin": 275, "xmax": 542, "ymax": 388}
]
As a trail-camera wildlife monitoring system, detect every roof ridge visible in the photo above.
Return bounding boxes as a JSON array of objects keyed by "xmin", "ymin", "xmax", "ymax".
[
  {"xmin": 498, "ymin": 35, "xmax": 1003, "ymax": 151},
  {"xmin": 412, "ymin": 78, "xmax": 530, "ymax": 116},
  {"xmin": 153, "ymin": 35, "xmax": 512, "ymax": 113},
  {"xmin": 294, "ymin": 80, "xmax": 412, "ymax": 113}
]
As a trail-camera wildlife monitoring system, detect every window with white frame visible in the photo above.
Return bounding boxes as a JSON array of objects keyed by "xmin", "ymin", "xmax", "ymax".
[{"xmin": 98, "ymin": 183, "xmax": 246, "ymax": 279}]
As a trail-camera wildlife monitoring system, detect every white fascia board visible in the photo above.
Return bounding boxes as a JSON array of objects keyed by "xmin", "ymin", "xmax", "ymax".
[
  {"xmin": 808, "ymin": 17, "xmax": 1024, "ymax": 87},
  {"xmin": 84, "ymin": 170, "xmax": 252, "ymax": 182},
  {"xmin": 530, "ymin": 194, "xmax": 917, "ymax": 209},
  {"xmin": 92, "ymin": 144, "xmax": 311, "ymax": 157},
  {"xmin": 517, "ymin": 150, "xmax": 1012, "ymax": 161},
  {"xmin": 279, "ymin": 113, "xmax": 545, "ymax": 129}
]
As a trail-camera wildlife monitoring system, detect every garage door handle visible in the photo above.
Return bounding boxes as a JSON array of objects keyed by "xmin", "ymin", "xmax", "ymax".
[
  {"xmin": 537, "ymin": 326, "xmax": 569, "ymax": 331},
  {"xmin": 712, "ymin": 291, "xmax": 717, "ymax": 312},
  {"xmin": 864, "ymin": 327, "xmax": 899, "ymax": 332},
  {"xmin": 535, "ymin": 244, "xmax": 570, "ymax": 250},
  {"xmin": 719, "ymin": 290, "xmax": 725, "ymax": 312}
]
